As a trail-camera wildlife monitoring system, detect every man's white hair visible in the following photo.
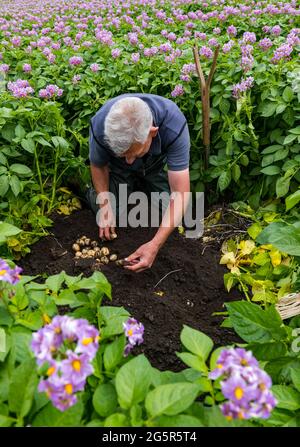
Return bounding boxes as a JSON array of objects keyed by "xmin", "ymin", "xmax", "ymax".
[{"xmin": 104, "ymin": 97, "xmax": 153, "ymax": 155}]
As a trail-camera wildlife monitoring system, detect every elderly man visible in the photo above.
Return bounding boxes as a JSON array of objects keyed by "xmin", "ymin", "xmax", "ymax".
[{"xmin": 87, "ymin": 93, "xmax": 190, "ymax": 272}]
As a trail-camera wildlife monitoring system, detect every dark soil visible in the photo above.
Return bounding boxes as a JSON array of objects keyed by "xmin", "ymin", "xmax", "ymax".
[{"xmin": 19, "ymin": 208, "xmax": 242, "ymax": 372}]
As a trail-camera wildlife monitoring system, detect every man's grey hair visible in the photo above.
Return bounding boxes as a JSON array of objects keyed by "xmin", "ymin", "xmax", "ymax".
[{"xmin": 104, "ymin": 97, "xmax": 153, "ymax": 155}]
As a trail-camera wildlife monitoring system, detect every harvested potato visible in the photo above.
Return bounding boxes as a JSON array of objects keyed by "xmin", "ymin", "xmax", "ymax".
[
  {"xmin": 82, "ymin": 248, "xmax": 88, "ymax": 254},
  {"xmin": 78, "ymin": 239, "xmax": 86, "ymax": 247},
  {"xmin": 91, "ymin": 241, "xmax": 98, "ymax": 248},
  {"xmin": 100, "ymin": 256, "xmax": 109, "ymax": 264},
  {"xmin": 109, "ymin": 254, "xmax": 118, "ymax": 261},
  {"xmin": 87, "ymin": 249, "xmax": 95, "ymax": 257},
  {"xmin": 101, "ymin": 247, "xmax": 110, "ymax": 256},
  {"xmin": 72, "ymin": 243, "xmax": 80, "ymax": 252},
  {"xmin": 75, "ymin": 251, "xmax": 82, "ymax": 258},
  {"xmin": 84, "ymin": 238, "xmax": 91, "ymax": 246},
  {"xmin": 110, "ymin": 232, "xmax": 117, "ymax": 240}
]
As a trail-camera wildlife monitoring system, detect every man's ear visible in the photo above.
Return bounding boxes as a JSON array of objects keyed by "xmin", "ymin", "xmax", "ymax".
[{"xmin": 150, "ymin": 126, "xmax": 159, "ymax": 138}]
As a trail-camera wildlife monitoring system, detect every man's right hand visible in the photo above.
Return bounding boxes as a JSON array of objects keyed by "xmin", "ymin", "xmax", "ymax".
[{"xmin": 98, "ymin": 201, "xmax": 116, "ymax": 240}]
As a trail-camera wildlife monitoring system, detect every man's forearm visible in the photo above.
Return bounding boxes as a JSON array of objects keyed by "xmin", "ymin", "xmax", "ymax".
[
  {"xmin": 90, "ymin": 164, "xmax": 109, "ymax": 195},
  {"xmin": 152, "ymin": 191, "xmax": 189, "ymax": 248}
]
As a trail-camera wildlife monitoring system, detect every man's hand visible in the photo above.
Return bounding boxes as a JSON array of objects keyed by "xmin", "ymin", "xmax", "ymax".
[
  {"xmin": 98, "ymin": 202, "xmax": 116, "ymax": 240},
  {"xmin": 124, "ymin": 240, "xmax": 160, "ymax": 272}
]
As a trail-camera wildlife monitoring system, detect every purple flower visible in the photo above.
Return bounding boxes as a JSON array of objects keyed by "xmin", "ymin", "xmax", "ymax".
[
  {"xmin": 111, "ymin": 48, "xmax": 121, "ymax": 59},
  {"xmin": 271, "ymin": 25, "xmax": 281, "ymax": 36},
  {"xmin": 123, "ymin": 318, "xmax": 144, "ymax": 357},
  {"xmin": 259, "ymin": 38, "xmax": 273, "ymax": 51},
  {"xmin": 242, "ymin": 32, "xmax": 256, "ymax": 44},
  {"xmin": 131, "ymin": 53, "xmax": 140, "ymax": 63},
  {"xmin": 227, "ymin": 25, "xmax": 237, "ymax": 37},
  {"xmin": 171, "ymin": 84, "xmax": 184, "ymax": 97},
  {"xmin": 39, "ymin": 84, "xmax": 63, "ymax": 99},
  {"xmin": 271, "ymin": 43, "xmax": 293, "ymax": 64},
  {"xmin": 7, "ymin": 79, "xmax": 34, "ymax": 98},
  {"xmin": 199, "ymin": 46, "xmax": 213, "ymax": 59},
  {"xmin": 223, "ymin": 40, "xmax": 235, "ymax": 54},
  {"xmin": 69, "ymin": 56, "xmax": 83, "ymax": 66},
  {"xmin": 22, "ymin": 63, "xmax": 32, "ymax": 72},
  {"xmin": 210, "ymin": 348, "xmax": 276, "ymax": 421},
  {"xmin": 0, "ymin": 259, "xmax": 22, "ymax": 285},
  {"xmin": 72, "ymin": 74, "xmax": 81, "ymax": 84},
  {"xmin": 32, "ymin": 316, "xmax": 99, "ymax": 411},
  {"xmin": 0, "ymin": 64, "xmax": 9, "ymax": 73},
  {"xmin": 90, "ymin": 63, "xmax": 99, "ymax": 72}
]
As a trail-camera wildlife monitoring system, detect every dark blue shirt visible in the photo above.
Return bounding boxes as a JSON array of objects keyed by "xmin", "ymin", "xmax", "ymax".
[{"xmin": 89, "ymin": 93, "xmax": 190, "ymax": 172}]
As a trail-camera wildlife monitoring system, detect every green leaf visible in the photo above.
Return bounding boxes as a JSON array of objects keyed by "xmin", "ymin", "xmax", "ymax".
[
  {"xmin": 283, "ymin": 134, "xmax": 298, "ymax": 145},
  {"xmin": 256, "ymin": 222, "xmax": 300, "ymax": 256},
  {"xmin": 104, "ymin": 413, "xmax": 128, "ymax": 427},
  {"xmin": 226, "ymin": 301, "xmax": 285, "ymax": 343},
  {"xmin": 10, "ymin": 326, "xmax": 33, "ymax": 363},
  {"xmin": 290, "ymin": 368, "xmax": 300, "ymax": 393},
  {"xmin": 154, "ymin": 414, "xmax": 203, "ymax": 427},
  {"xmin": 0, "ymin": 175, "xmax": 9, "ymax": 197},
  {"xmin": 247, "ymin": 222, "xmax": 262, "ymax": 240},
  {"xmin": 276, "ymin": 176, "xmax": 291, "ymax": 198},
  {"xmin": 103, "ymin": 335, "xmax": 125, "ymax": 371},
  {"xmin": 10, "ymin": 164, "xmax": 32, "ymax": 176},
  {"xmin": 15, "ymin": 124, "xmax": 26, "ymax": 139},
  {"xmin": 217, "ymin": 170, "xmax": 231, "ymax": 191},
  {"xmin": 289, "ymin": 126, "xmax": 300, "ymax": 135},
  {"xmin": 176, "ymin": 352, "xmax": 207, "ymax": 372},
  {"xmin": 272, "ymin": 385, "xmax": 300, "ymax": 411},
  {"xmin": 286, "ymin": 190, "xmax": 300, "ymax": 211},
  {"xmin": 9, "ymin": 175, "xmax": 21, "ymax": 196},
  {"xmin": 180, "ymin": 325, "xmax": 213, "ymax": 362},
  {"xmin": 261, "ymin": 145, "xmax": 283, "ymax": 155},
  {"xmin": 93, "ymin": 383, "xmax": 118, "ymax": 417},
  {"xmin": 145, "ymin": 383, "xmax": 201, "ymax": 417},
  {"xmin": 21, "ymin": 138, "xmax": 35, "ymax": 153},
  {"xmin": 32, "ymin": 401, "xmax": 83, "ymax": 427},
  {"xmin": 0, "ymin": 415, "xmax": 16, "ymax": 427},
  {"xmin": 246, "ymin": 342, "xmax": 287, "ymax": 360},
  {"xmin": 264, "ymin": 408, "xmax": 295, "ymax": 427},
  {"xmin": 231, "ymin": 164, "xmax": 241, "ymax": 183},
  {"xmin": 115, "ymin": 355, "xmax": 153, "ymax": 409},
  {"xmin": 261, "ymin": 166, "xmax": 281, "ymax": 175},
  {"xmin": 8, "ymin": 358, "xmax": 38, "ymax": 418},
  {"xmin": 282, "ymin": 86, "xmax": 294, "ymax": 102},
  {"xmin": 45, "ymin": 272, "xmax": 65, "ymax": 293},
  {"xmin": 0, "ymin": 328, "xmax": 5, "ymax": 355},
  {"xmin": 260, "ymin": 102, "xmax": 277, "ymax": 117}
]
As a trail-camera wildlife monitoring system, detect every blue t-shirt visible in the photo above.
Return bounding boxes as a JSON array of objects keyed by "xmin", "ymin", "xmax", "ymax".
[{"xmin": 89, "ymin": 93, "xmax": 190, "ymax": 172}]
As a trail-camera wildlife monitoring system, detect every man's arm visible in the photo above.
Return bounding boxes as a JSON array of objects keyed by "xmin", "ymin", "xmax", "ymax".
[
  {"xmin": 90, "ymin": 164, "xmax": 116, "ymax": 240},
  {"xmin": 125, "ymin": 169, "xmax": 190, "ymax": 272}
]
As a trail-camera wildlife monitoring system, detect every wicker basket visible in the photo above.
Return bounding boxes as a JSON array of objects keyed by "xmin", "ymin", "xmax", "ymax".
[{"xmin": 276, "ymin": 293, "xmax": 300, "ymax": 320}]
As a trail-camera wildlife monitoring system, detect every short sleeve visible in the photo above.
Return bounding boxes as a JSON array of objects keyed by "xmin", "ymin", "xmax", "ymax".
[
  {"xmin": 89, "ymin": 124, "xmax": 110, "ymax": 167},
  {"xmin": 166, "ymin": 123, "xmax": 190, "ymax": 171}
]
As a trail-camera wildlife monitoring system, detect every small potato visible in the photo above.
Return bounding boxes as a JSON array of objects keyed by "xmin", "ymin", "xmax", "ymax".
[
  {"xmin": 101, "ymin": 247, "xmax": 110, "ymax": 256},
  {"xmin": 100, "ymin": 256, "xmax": 109, "ymax": 264},
  {"xmin": 72, "ymin": 243, "xmax": 80, "ymax": 252},
  {"xmin": 91, "ymin": 241, "xmax": 98, "ymax": 248},
  {"xmin": 87, "ymin": 249, "xmax": 95, "ymax": 257},
  {"xmin": 94, "ymin": 247, "xmax": 101, "ymax": 254},
  {"xmin": 75, "ymin": 251, "xmax": 82, "ymax": 258},
  {"xmin": 82, "ymin": 248, "xmax": 88, "ymax": 254},
  {"xmin": 78, "ymin": 239, "xmax": 86, "ymax": 247},
  {"xmin": 110, "ymin": 232, "xmax": 117, "ymax": 240},
  {"xmin": 109, "ymin": 254, "xmax": 118, "ymax": 262},
  {"xmin": 85, "ymin": 238, "xmax": 91, "ymax": 246}
]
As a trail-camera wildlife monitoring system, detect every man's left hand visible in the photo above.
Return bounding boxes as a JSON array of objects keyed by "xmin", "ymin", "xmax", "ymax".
[{"xmin": 124, "ymin": 240, "xmax": 159, "ymax": 272}]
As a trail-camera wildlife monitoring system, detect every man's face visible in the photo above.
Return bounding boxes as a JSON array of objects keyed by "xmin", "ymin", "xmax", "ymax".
[{"xmin": 121, "ymin": 126, "xmax": 158, "ymax": 165}]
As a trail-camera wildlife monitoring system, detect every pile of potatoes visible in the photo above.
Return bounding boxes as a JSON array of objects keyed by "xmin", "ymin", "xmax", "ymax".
[{"xmin": 72, "ymin": 235, "xmax": 118, "ymax": 265}]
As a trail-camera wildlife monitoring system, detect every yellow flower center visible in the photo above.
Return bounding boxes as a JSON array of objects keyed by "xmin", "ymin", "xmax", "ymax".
[
  {"xmin": 225, "ymin": 415, "xmax": 233, "ymax": 421},
  {"xmin": 47, "ymin": 366, "xmax": 56, "ymax": 376},
  {"xmin": 50, "ymin": 345, "xmax": 56, "ymax": 353},
  {"xmin": 217, "ymin": 363, "xmax": 223, "ymax": 369},
  {"xmin": 238, "ymin": 411, "xmax": 244, "ymax": 420},
  {"xmin": 259, "ymin": 383, "xmax": 266, "ymax": 391},
  {"xmin": 240, "ymin": 359, "xmax": 248, "ymax": 366},
  {"xmin": 0, "ymin": 269, "xmax": 6, "ymax": 276},
  {"xmin": 72, "ymin": 360, "xmax": 81, "ymax": 372},
  {"xmin": 82, "ymin": 337, "xmax": 93, "ymax": 346},
  {"xmin": 234, "ymin": 387, "xmax": 244, "ymax": 400},
  {"xmin": 43, "ymin": 314, "xmax": 51, "ymax": 325},
  {"xmin": 65, "ymin": 384, "xmax": 73, "ymax": 395},
  {"xmin": 54, "ymin": 327, "xmax": 62, "ymax": 334},
  {"xmin": 127, "ymin": 329, "xmax": 133, "ymax": 336}
]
